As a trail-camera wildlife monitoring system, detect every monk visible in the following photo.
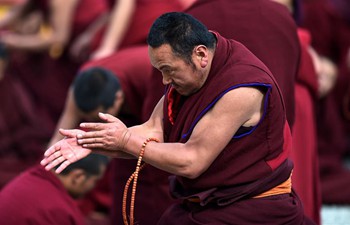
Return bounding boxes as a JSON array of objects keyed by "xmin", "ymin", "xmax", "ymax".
[
  {"xmin": 0, "ymin": 153, "xmax": 109, "ymax": 225},
  {"xmin": 184, "ymin": 0, "xmax": 300, "ymax": 128},
  {"xmin": 301, "ymin": 0, "xmax": 350, "ymax": 204},
  {"xmin": 41, "ymin": 12, "xmax": 314, "ymax": 224},
  {"xmin": 291, "ymin": 29, "xmax": 321, "ymax": 224},
  {"xmin": 271, "ymin": 0, "xmax": 322, "ymax": 223},
  {"xmin": 71, "ymin": 0, "xmax": 184, "ymax": 60},
  {"xmin": 49, "ymin": 46, "xmax": 172, "ymax": 225},
  {"xmin": 0, "ymin": 0, "xmax": 108, "ymax": 189}
]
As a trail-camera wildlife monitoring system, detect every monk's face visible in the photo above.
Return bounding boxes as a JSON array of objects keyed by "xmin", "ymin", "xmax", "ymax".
[
  {"xmin": 68, "ymin": 165, "xmax": 106, "ymax": 199},
  {"xmin": 148, "ymin": 44, "xmax": 209, "ymax": 96}
]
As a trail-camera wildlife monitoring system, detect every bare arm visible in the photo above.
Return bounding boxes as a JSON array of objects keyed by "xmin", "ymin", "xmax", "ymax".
[
  {"xmin": 69, "ymin": 12, "xmax": 109, "ymax": 61},
  {"xmin": 48, "ymin": 88, "xmax": 80, "ymax": 147},
  {"xmin": 41, "ymin": 96, "xmax": 165, "ymax": 172},
  {"xmin": 41, "ymin": 88, "xmax": 265, "ymax": 177},
  {"xmin": 0, "ymin": 0, "xmax": 78, "ymax": 51},
  {"xmin": 91, "ymin": 0, "xmax": 136, "ymax": 59},
  {"xmin": 77, "ymin": 87, "xmax": 264, "ymax": 178},
  {"xmin": 123, "ymin": 87, "xmax": 264, "ymax": 178}
]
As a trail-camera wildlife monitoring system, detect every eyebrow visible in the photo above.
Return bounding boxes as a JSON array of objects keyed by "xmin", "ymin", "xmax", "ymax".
[{"xmin": 159, "ymin": 65, "xmax": 171, "ymax": 71}]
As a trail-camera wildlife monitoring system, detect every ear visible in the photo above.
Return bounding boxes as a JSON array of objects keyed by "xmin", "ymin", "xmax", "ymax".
[
  {"xmin": 193, "ymin": 45, "xmax": 209, "ymax": 68},
  {"xmin": 113, "ymin": 90, "xmax": 124, "ymax": 112}
]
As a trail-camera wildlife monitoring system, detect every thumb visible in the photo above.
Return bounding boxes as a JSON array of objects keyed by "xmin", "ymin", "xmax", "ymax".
[
  {"xmin": 99, "ymin": 112, "xmax": 119, "ymax": 123},
  {"xmin": 59, "ymin": 128, "xmax": 83, "ymax": 138}
]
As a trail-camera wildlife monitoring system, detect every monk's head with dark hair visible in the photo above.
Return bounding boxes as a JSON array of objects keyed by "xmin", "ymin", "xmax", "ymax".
[
  {"xmin": 147, "ymin": 12, "xmax": 216, "ymax": 66},
  {"xmin": 56, "ymin": 153, "xmax": 109, "ymax": 199},
  {"xmin": 73, "ymin": 67, "xmax": 121, "ymax": 113},
  {"xmin": 59, "ymin": 153, "xmax": 109, "ymax": 176}
]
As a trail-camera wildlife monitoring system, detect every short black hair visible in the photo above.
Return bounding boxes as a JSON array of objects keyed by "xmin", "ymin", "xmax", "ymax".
[
  {"xmin": 73, "ymin": 67, "xmax": 121, "ymax": 113},
  {"xmin": 147, "ymin": 12, "xmax": 216, "ymax": 64},
  {"xmin": 59, "ymin": 153, "xmax": 109, "ymax": 176}
]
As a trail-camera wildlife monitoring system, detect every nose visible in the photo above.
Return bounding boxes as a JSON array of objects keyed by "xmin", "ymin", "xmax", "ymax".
[{"xmin": 162, "ymin": 74, "xmax": 172, "ymax": 85}]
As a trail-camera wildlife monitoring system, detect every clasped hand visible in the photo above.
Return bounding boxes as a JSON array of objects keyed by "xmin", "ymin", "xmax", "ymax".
[{"xmin": 41, "ymin": 113, "xmax": 131, "ymax": 173}]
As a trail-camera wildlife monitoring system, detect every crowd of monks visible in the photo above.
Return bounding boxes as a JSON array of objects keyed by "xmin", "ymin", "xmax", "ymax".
[{"xmin": 0, "ymin": 0, "xmax": 349, "ymax": 225}]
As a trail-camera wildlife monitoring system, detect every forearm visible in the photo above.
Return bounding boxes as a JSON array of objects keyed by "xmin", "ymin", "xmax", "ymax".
[
  {"xmin": 48, "ymin": 89, "xmax": 79, "ymax": 147},
  {"xmin": 123, "ymin": 132, "xmax": 199, "ymax": 178},
  {"xmin": 98, "ymin": 0, "xmax": 135, "ymax": 51},
  {"xmin": 2, "ymin": 33, "xmax": 52, "ymax": 51},
  {"xmin": 86, "ymin": 12, "xmax": 109, "ymax": 38}
]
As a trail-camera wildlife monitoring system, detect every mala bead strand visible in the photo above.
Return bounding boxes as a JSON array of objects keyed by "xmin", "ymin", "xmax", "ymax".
[
  {"xmin": 122, "ymin": 170, "xmax": 137, "ymax": 225},
  {"xmin": 122, "ymin": 137, "xmax": 159, "ymax": 225}
]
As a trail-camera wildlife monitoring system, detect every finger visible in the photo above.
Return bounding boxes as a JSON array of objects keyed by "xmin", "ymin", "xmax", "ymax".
[
  {"xmin": 55, "ymin": 160, "xmax": 72, "ymax": 174},
  {"xmin": 43, "ymin": 151, "xmax": 63, "ymax": 168},
  {"xmin": 59, "ymin": 128, "xmax": 83, "ymax": 138},
  {"xmin": 82, "ymin": 143, "xmax": 106, "ymax": 149},
  {"xmin": 44, "ymin": 155, "xmax": 63, "ymax": 171},
  {"xmin": 40, "ymin": 157, "xmax": 51, "ymax": 167},
  {"xmin": 98, "ymin": 112, "xmax": 119, "ymax": 123},
  {"xmin": 45, "ymin": 162, "xmax": 56, "ymax": 171},
  {"xmin": 80, "ymin": 122, "xmax": 105, "ymax": 130},
  {"xmin": 44, "ymin": 144, "xmax": 61, "ymax": 157},
  {"xmin": 77, "ymin": 137, "xmax": 104, "ymax": 145},
  {"xmin": 76, "ymin": 130, "xmax": 105, "ymax": 139},
  {"xmin": 47, "ymin": 151, "xmax": 61, "ymax": 162}
]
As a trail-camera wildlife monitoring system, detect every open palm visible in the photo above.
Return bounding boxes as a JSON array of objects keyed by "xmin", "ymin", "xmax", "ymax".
[{"xmin": 41, "ymin": 135, "xmax": 91, "ymax": 173}]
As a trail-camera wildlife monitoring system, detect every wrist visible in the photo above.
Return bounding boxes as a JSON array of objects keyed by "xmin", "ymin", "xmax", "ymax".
[{"xmin": 119, "ymin": 129, "xmax": 131, "ymax": 151}]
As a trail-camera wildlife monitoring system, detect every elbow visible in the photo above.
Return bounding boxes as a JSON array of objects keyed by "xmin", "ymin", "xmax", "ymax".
[
  {"xmin": 170, "ymin": 146, "xmax": 207, "ymax": 179},
  {"xmin": 179, "ymin": 168, "xmax": 203, "ymax": 179},
  {"xmin": 176, "ymin": 162, "xmax": 205, "ymax": 179}
]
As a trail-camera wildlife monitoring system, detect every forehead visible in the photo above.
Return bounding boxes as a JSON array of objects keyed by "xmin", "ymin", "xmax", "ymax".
[{"xmin": 148, "ymin": 44, "xmax": 179, "ymax": 66}]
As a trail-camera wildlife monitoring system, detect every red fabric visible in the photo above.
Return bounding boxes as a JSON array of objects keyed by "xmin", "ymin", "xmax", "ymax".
[
  {"xmin": 119, "ymin": 0, "xmax": 183, "ymax": 49},
  {"xmin": 164, "ymin": 33, "xmax": 289, "ymax": 190},
  {"xmin": 76, "ymin": 163, "xmax": 113, "ymax": 215},
  {"xmin": 93, "ymin": 0, "xmax": 184, "ymax": 51},
  {"xmin": 82, "ymin": 45, "xmax": 155, "ymax": 122},
  {"xmin": 11, "ymin": 0, "xmax": 108, "ymax": 122},
  {"xmin": 266, "ymin": 122, "xmax": 292, "ymax": 171},
  {"xmin": 159, "ymin": 191, "xmax": 314, "ymax": 225},
  {"xmin": 167, "ymin": 86, "xmax": 181, "ymax": 125},
  {"xmin": 0, "ymin": 165, "xmax": 85, "ymax": 225},
  {"xmin": 292, "ymin": 84, "xmax": 321, "ymax": 224},
  {"xmin": 164, "ymin": 33, "xmax": 296, "ymax": 212},
  {"xmin": 0, "ymin": 0, "xmax": 108, "ymax": 200},
  {"xmin": 80, "ymin": 46, "xmax": 173, "ymax": 224},
  {"xmin": 296, "ymin": 28, "xmax": 318, "ymax": 97},
  {"xmin": 288, "ymin": 28, "xmax": 321, "ymax": 224},
  {"xmin": 0, "ymin": 75, "xmax": 55, "ymax": 190},
  {"xmin": 185, "ymin": 0, "xmax": 300, "ymax": 128},
  {"xmin": 0, "ymin": 0, "xmax": 105, "ymax": 206},
  {"xmin": 110, "ymin": 159, "xmax": 172, "ymax": 225},
  {"xmin": 302, "ymin": 0, "xmax": 350, "ymax": 204}
]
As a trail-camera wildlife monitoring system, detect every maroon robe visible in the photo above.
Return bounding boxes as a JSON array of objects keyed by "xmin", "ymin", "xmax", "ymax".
[
  {"xmin": 118, "ymin": 0, "xmax": 184, "ymax": 49},
  {"xmin": 0, "ymin": 75, "xmax": 55, "ymax": 189},
  {"xmin": 0, "ymin": 0, "xmax": 107, "ymax": 188},
  {"xmin": 158, "ymin": 32, "xmax": 312, "ymax": 225},
  {"xmin": 184, "ymin": 0, "xmax": 300, "ymax": 128},
  {"xmin": 301, "ymin": 0, "xmax": 350, "ymax": 204},
  {"xmin": 81, "ymin": 46, "xmax": 173, "ymax": 225},
  {"xmin": 12, "ymin": 0, "xmax": 108, "ymax": 122},
  {"xmin": 0, "ymin": 165, "xmax": 85, "ymax": 225},
  {"xmin": 95, "ymin": 0, "xmax": 184, "ymax": 50},
  {"xmin": 290, "ymin": 28, "xmax": 321, "ymax": 224}
]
